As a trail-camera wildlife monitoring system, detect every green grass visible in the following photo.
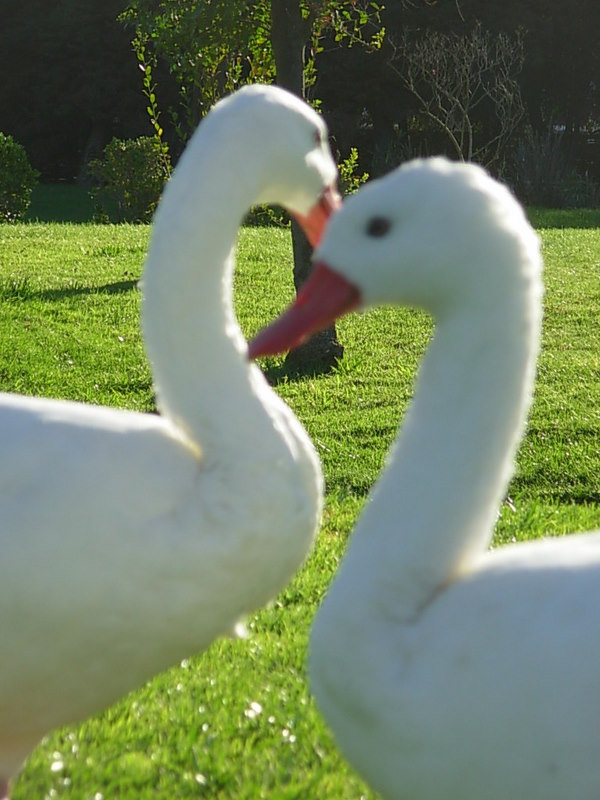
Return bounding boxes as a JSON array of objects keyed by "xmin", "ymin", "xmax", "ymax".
[{"xmin": 1, "ymin": 208, "xmax": 599, "ymax": 798}]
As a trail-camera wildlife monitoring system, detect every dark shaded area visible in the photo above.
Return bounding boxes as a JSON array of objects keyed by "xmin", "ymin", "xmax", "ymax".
[
  {"xmin": 26, "ymin": 184, "xmax": 95, "ymax": 223},
  {"xmin": 317, "ymin": 0, "xmax": 600, "ymax": 195},
  {"xmin": 1, "ymin": 2, "xmax": 598, "ymax": 187},
  {"xmin": 0, "ymin": 1, "xmax": 152, "ymax": 180}
]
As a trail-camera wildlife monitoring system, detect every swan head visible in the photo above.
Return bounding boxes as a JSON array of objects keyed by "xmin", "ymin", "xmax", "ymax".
[
  {"xmin": 249, "ymin": 157, "xmax": 542, "ymax": 358},
  {"xmin": 209, "ymin": 84, "xmax": 340, "ymax": 244}
]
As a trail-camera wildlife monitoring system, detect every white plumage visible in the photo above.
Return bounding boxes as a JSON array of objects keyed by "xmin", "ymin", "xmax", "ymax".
[
  {"xmin": 0, "ymin": 84, "xmax": 336, "ymax": 797},
  {"xmin": 250, "ymin": 158, "xmax": 600, "ymax": 800}
]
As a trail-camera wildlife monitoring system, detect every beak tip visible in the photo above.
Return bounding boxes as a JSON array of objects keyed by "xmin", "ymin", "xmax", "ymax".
[{"xmin": 248, "ymin": 262, "xmax": 361, "ymax": 360}]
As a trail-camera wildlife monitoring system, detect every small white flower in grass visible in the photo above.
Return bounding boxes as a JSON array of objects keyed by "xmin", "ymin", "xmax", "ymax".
[
  {"xmin": 244, "ymin": 701, "xmax": 263, "ymax": 720},
  {"xmin": 281, "ymin": 728, "xmax": 296, "ymax": 743},
  {"xmin": 50, "ymin": 760, "xmax": 64, "ymax": 772},
  {"xmin": 195, "ymin": 773, "xmax": 207, "ymax": 785}
]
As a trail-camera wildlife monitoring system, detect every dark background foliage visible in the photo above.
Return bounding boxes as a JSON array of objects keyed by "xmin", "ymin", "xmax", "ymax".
[{"xmin": 0, "ymin": 0, "xmax": 598, "ymax": 189}]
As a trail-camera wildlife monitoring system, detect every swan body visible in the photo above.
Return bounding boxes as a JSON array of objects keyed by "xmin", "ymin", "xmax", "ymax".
[
  {"xmin": 250, "ymin": 158, "xmax": 600, "ymax": 799},
  {"xmin": 0, "ymin": 84, "xmax": 336, "ymax": 794}
]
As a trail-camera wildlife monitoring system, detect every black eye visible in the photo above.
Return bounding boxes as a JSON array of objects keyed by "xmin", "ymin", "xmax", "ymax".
[
  {"xmin": 313, "ymin": 128, "xmax": 323, "ymax": 145},
  {"xmin": 366, "ymin": 216, "xmax": 391, "ymax": 237}
]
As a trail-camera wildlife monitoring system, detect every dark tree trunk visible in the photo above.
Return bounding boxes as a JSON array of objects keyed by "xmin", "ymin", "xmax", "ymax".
[
  {"xmin": 271, "ymin": 0, "xmax": 307, "ymax": 96},
  {"xmin": 270, "ymin": 0, "xmax": 343, "ymax": 373}
]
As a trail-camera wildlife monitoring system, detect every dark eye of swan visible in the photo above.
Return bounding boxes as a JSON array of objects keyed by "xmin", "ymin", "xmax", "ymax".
[
  {"xmin": 313, "ymin": 128, "xmax": 324, "ymax": 145},
  {"xmin": 366, "ymin": 216, "xmax": 392, "ymax": 238}
]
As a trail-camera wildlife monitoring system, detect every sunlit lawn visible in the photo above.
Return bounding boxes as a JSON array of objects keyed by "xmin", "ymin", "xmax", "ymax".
[{"xmin": 0, "ymin": 206, "xmax": 599, "ymax": 798}]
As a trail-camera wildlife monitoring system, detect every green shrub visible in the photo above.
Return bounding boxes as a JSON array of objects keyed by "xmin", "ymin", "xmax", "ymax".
[
  {"xmin": 89, "ymin": 136, "xmax": 171, "ymax": 223},
  {"xmin": 0, "ymin": 132, "xmax": 39, "ymax": 222},
  {"xmin": 338, "ymin": 147, "xmax": 369, "ymax": 195}
]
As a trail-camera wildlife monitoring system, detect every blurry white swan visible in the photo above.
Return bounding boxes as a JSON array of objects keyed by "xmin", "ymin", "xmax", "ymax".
[
  {"xmin": 250, "ymin": 158, "xmax": 600, "ymax": 800},
  {"xmin": 0, "ymin": 84, "xmax": 338, "ymax": 798}
]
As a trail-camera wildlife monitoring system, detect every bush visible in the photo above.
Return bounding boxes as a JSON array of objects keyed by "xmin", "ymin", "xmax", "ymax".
[
  {"xmin": 89, "ymin": 137, "xmax": 171, "ymax": 223},
  {"xmin": 0, "ymin": 132, "xmax": 39, "ymax": 222}
]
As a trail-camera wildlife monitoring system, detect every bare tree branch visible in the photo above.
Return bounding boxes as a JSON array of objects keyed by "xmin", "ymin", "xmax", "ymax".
[{"xmin": 388, "ymin": 22, "xmax": 525, "ymax": 166}]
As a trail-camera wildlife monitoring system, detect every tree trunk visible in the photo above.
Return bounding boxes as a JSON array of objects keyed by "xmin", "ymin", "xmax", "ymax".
[
  {"xmin": 271, "ymin": 0, "xmax": 306, "ymax": 96},
  {"xmin": 270, "ymin": 0, "xmax": 343, "ymax": 372}
]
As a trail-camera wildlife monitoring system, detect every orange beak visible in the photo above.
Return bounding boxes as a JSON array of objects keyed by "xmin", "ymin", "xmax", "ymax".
[
  {"xmin": 248, "ymin": 261, "xmax": 361, "ymax": 359},
  {"xmin": 293, "ymin": 185, "xmax": 342, "ymax": 247}
]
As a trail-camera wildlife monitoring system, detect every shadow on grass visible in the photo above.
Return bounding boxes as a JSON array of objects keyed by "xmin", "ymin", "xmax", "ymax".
[
  {"xmin": 259, "ymin": 328, "xmax": 344, "ymax": 385},
  {"xmin": 262, "ymin": 357, "xmax": 337, "ymax": 386},
  {"xmin": 37, "ymin": 280, "xmax": 140, "ymax": 300},
  {"xmin": 0, "ymin": 278, "xmax": 139, "ymax": 302}
]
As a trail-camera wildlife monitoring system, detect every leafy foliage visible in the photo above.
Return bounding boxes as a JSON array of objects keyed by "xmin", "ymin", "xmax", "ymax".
[
  {"xmin": 338, "ymin": 146, "xmax": 369, "ymax": 194},
  {"xmin": 0, "ymin": 132, "xmax": 39, "ymax": 222},
  {"xmin": 120, "ymin": 0, "xmax": 275, "ymax": 142},
  {"xmin": 89, "ymin": 137, "xmax": 171, "ymax": 223},
  {"xmin": 120, "ymin": 1, "xmax": 384, "ymax": 142}
]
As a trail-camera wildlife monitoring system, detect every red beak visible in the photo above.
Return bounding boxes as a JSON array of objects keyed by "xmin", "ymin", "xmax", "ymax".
[
  {"xmin": 293, "ymin": 185, "xmax": 342, "ymax": 247},
  {"xmin": 248, "ymin": 261, "xmax": 361, "ymax": 359}
]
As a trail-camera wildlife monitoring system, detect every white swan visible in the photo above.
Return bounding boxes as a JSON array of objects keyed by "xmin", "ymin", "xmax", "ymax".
[
  {"xmin": 250, "ymin": 158, "xmax": 600, "ymax": 800},
  {"xmin": 0, "ymin": 84, "xmax": 338, "ymax": 798}
]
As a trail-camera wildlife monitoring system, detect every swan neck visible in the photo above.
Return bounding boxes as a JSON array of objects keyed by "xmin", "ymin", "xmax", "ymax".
[
  {"xmin": 141, "ymin": 134, "xmax": 272, "ymax": 456},
  {"xmin": 334, "ymin": 285, "xmax": 540, "ymax": 622}
]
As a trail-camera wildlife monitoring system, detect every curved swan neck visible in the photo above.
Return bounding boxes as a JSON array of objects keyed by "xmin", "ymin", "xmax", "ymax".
[
  {"xmin": 332, "ymin": 271, "xmax": 542, "ymax": 622},
  {"xmin": 141, "ymin": 121, "xmax": 280, "ymax": 459}
]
